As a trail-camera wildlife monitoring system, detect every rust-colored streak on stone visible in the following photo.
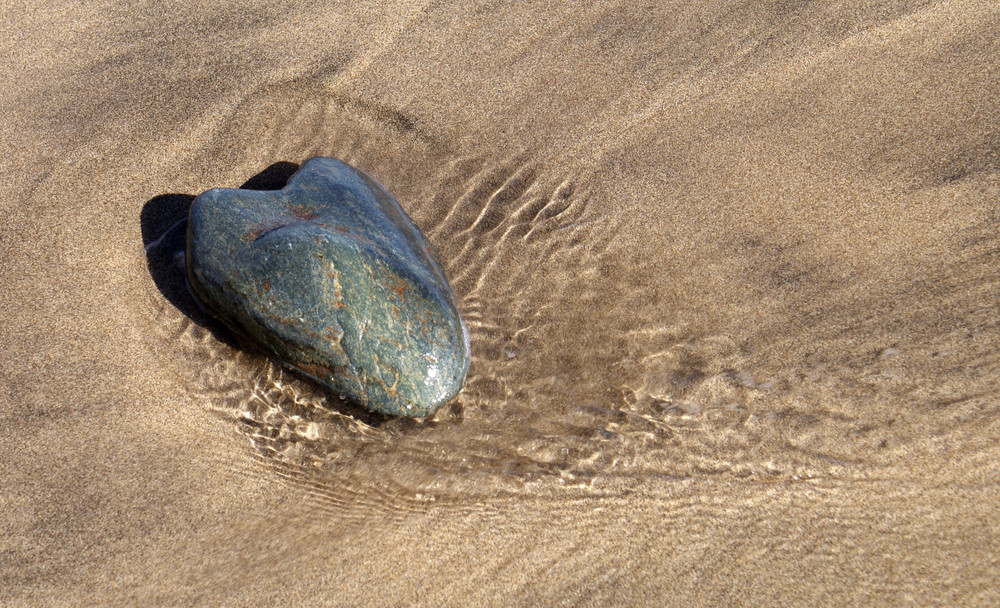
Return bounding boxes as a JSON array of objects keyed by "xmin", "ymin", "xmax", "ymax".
[
  {"xmin": 377, "ymin": 334, "xmax": 405, "ymax": 350},
  {"xmin": 288, "ymin": 204, "xmax": 319, "ymax": 220},
  {"xmin": 389, "ymin": 277, "xmax": 409, "ymax": 301},
  {"xmin": 247, "ymin": 220, "xmax": 287, "ymax": 242},
  {"xmin": 296, "ymin": 362, "xmax": 330, "ymax": 378}
]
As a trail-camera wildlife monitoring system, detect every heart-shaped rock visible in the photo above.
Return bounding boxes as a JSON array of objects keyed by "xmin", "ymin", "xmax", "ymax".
[{"xmin": 186, "ymin": 157, "xmax": 470, "ymax": 417}]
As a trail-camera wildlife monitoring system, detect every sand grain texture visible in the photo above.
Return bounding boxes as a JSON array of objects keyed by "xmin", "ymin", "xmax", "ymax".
[{"xmin": 2, "ymin": 1, "xmax": 999, "ymax": 606}]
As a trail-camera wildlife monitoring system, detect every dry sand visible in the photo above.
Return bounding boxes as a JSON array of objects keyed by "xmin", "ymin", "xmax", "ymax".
[{"xmin": 2, "ymin": 1, "xmax": 1000, "ymax": 605}]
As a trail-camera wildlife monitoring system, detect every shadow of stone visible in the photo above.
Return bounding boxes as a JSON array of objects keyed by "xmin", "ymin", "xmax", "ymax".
[
  {"xmin": 237, "ymin": 160, "xmax": 301, "ymax": 190},
  {"xmin": 141, "ymin": 161, "xmax": 388, "ymax": 427},
  {"xmin": 141, "ymin": 193, "xmax": 204, "ymax": 320}
]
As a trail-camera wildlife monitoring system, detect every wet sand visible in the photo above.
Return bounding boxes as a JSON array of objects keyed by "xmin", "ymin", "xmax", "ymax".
[{"xmin": 2, "ymin": 1, "xmax": 999, "ymax": 605}]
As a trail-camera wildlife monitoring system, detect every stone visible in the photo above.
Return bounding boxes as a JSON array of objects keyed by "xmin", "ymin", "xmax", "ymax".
[{"xmin": 185, "ymin": 157, "xmax": 470, "ymax": 417}]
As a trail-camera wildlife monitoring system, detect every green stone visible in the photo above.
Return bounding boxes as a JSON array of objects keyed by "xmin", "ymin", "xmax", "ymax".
[{"xmin": 186, "ymin": 157, "xmax": 470, "ymax": 417}]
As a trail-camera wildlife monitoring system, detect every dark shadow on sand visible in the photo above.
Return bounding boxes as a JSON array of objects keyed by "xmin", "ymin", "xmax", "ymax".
[{"xmin": 140, "ymin": 160, "xmax": 388, "ymax": 426}]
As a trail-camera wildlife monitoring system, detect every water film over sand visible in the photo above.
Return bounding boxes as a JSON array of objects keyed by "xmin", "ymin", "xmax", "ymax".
[{"xmin": 2, "ymin": 1, "xmax": 999, "ymax": 605}]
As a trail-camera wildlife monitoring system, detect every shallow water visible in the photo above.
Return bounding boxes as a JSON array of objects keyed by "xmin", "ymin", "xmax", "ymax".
[
  {"xmin": 4, "ymin": 1, "xmax": 1000, "ymax": 604},
  {"xmin": 142, "ymin": 88, "xmax": 999, "ymax": 508}
]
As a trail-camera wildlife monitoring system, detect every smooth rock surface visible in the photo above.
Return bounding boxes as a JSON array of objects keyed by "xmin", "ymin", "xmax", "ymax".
[{"xmin": 186, "ymin": 157, "xmax": 470, "ymax": 417}]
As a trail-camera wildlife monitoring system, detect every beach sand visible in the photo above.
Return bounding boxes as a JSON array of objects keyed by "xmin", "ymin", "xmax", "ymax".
[{"xmin": 2, "ymin": 1, "xmax": 999, "ymax": 605}]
